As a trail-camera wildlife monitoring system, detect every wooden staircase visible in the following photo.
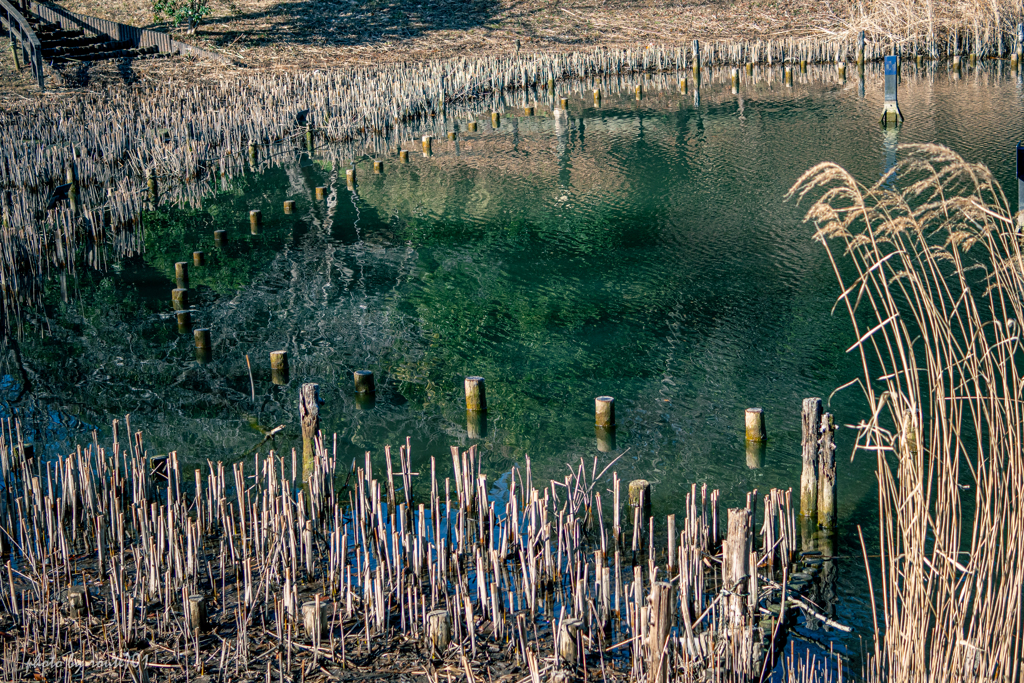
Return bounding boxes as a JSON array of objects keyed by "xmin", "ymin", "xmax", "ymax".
[{"xmin": 28, "ymin": 15, "xmax": 168, "ymax": 64}]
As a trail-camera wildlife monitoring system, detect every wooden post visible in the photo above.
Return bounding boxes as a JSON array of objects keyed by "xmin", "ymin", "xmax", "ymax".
[
  {"xmin": 745, "ymin": 440, "xmax": 765, "ymax": 469},
  {"xmin": 346, "ymin": 168, "xmax": 356, "ymax": 189},
  {"xmin": 193, "ymin": 251, "xmax": 205, "ymax": 266},
  {"xmin": 248, "ymin": 142, "xmax": 258, "ymax": 165},
  {"xmin": 284, "ymin": 200, "xmax": 296, "ymax": 214},
  {"xmin": 354, "ymin": 370, "xmax": 375, "ymax": 394},
  {"xmin": 557, "ymin": 618, "xmax": 582, "ymax": 668},
  {"xmin": 491, "ymin": 111, "xmax": 500, "ymax": 129},
  {"xmin": 595, "ymin": 396, "xmax": 614, "ymax": 427},
  {"xmin": 172, "ymin": 288, "xmax": 188, "ymax": 311},
  {"xmin": 194, "ymin": 329, "xmax": 211, "ymax": 364},
  {"xmin": 426, "ymin": 609, "xmax": 452, "ymax": 659},
  {"xmin": 524, "ymin": 106, "xmax": 534, "ymax": 116},
  {"xmin": 174, "ymin": 262, "xmax": 189, "ymax": 289},
  {"xmin": 422, "ymin": 136, "xmax": 432, "ymax": 156},
  {"xmin": 595, "ymin": 426, "xmax": 615, "ymax": 452},
  {"xmin": 648, "ymin": 582, "xmax": 673, "ymax": 683},
  {"xmin": 628, "ymin": 479, "xmax": 651, "ymax": 522},
  {"xmin": 250, "ymin": 210, "xmax": 261, "ymax": 234},
  {"xmin": 784, "ymin": 66, "xmax": 793, "ymax": 86},
  {"xmin": 176, "ymin": 311, "xmax": 192, "ymax": 334},
  {"xmin": 593, "ymin": 89, "xmax": 601, "ymax": 105},
  {"xmin": 67, "ymin": 585, "xmax": 88, "ymax": 617},
  {"xmin": 465, "ymin": 376, "xmax": 486, "ymax": 411},
  {"xmin": 399, "ymin": 150, "xmax": 409, "ymax": 163},
  {"xmin": 560, "ymin": 97, "xmax": 569, "ymax": 109},
  {"xmin": 448, "ymin": 130, "xmax": 457, "ymax": 141},
  {"xmin": 213, "ymin": 230, "xmax": 227, "ymax": 247},
  {"xmin": 301, "ymin": 601, "xmax": 326, "ymax": 640},
  {"xmin": 300, "ymin": 383, "xmax": 320, "ymax": 481},
  {"xmin": 316, "ymin": 186, "xmax": 326, "ymax": 200},
  {"xmin": 271, "ymin": 351, "xmax": 289, "ymax": 385},
  {"xmin": 691, "ymin": 39, "xmax": 700, "ymax": 75},
  {"xmin": 801, "ymin": 398, "xmax": 822, "ymax": 519},
  {"xmin": 723, "ymin": 508, "xmax": 751, "ymax": 628},
  {"xmin": 467, "ymin": 411, "xmax": 487, "ymax": 439},
  {"xmin": 147, "ymin": 171, "xmax": 158, "ymax": 202},
  {"xmin": 857, "ymin": 30, "xmax": 865, "ymax": 66},
  {"xmin": 731, "ymin": 67, "xmax": 739, "ymax": 93},
  {"xmin": 744, "ymin": 407, "xmax": 765, "ymax": 442},
  {"xmin": 679, "ymin": 77, "xmax": 687, "ymax": 94},
  {"xmin": 188, "ymin": 595, "xmax": 207, "ymax": 631},
  {"xmin": 373, "ymin": 160, "xmax": 383, "ymax": 174},
  {"xmin": 818, "ymin": 412, "xmax": 836, "ymax": 531}
]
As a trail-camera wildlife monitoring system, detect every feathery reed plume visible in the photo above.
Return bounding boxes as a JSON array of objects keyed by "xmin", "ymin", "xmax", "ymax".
[{"xmin": 789, "ymin": 143, "xmax": 1024, "ymax": 681}]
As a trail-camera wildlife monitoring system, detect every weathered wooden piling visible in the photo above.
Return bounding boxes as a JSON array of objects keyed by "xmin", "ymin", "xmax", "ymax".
[
  {"xmin": 373, "ymin": 160, "xmax": 383, "ymax": 174},
  {"xmin": 491, "ymin": 111, "xmax": 500, "ymax": 128},
  {"xmin": 284, "ymin": 199, "xmax": 296, "ymax": 214},
  {"xmin": 172, "ymin": 288, "xmax": 188, "ymax": 311},
  {"xmin": 595, "ymin": 396, "xmax": 615, "ymax": 427},
  {"xmin": 346, "ymin": 168, "xmax": 356, "ymax": 188},
  {"xmin": 422, "ymin": 135, "xmax": 432, "ymax": 156},
  {"xmin": 301, "ymin": 601, "xmax": 326, "ymax": 639},
  {"xmin": 745, "ymin": 407, "xmax": 765, "ymax": 442},
  {"xmin": 595, "ymin": 426, "xmax": 615, "ymax": 452},
  {"xmin": 560, "ymin": 97, "xmax": 570, "ymax": 108},
  {"xmin": 524, "ymin": 105, "xmax": 534, "ymax": 116},
  {"xmin": 67, "ymin": 585, "xmax": 88, "ymax": 617},
  {"xmin": 214, "ymin": 230, "xmax": 228, "ymax": 247},
  {"xmin": 628, "ymin": 479, "xmax": 651, "ymax": 522},
  {"xmin": 818, "ymin": 412, "xmax": 836, "ymax": 531},
  {"xmin": 188, "ymin": 595, "xmax": 208, "ymax": 632},
  {"xmin": 784, "ymin": 66, "xmax": 793, "ymax": 86},
  {"xmin": 467, "ymin": 410, "xmax": 486, "ymax": 439},
  {"xmin": 680, "ymin": 76, "xmax": 688, "ymax": 94},
  {"xmin": 300, "ymin": 383, "xmax": 320, "ymax": 480},
  {"xmin": 426, "ymin": 610, "xmax": 452, "ymax": 659},
  {"xmin": 400, "ymin": 150, "xmax": 409, "ymax": 163},
  {"xmin": 249, "ymin": 209, "xmax": 262, "ymax": 234},
  {"xmin": 649, "ymin": 582, "xmax": 674, "ymax": 683},
  {"xmin": 593, "ymin": 89, "xmax": 601, "ymax": 104},
  {"xmin": 354, "ymin": 370, "xmax": 375, "ymax": 394},
  {"xmin": 746, "ymin": 440, "xmax": 765, "ymax": 469},
  {"xmin": 468, "ymin": 121, "xmax": 478, "ymax": 132},
  {"xmin": 194, "ymin": 328, "xmax": 212, "ymax": 363},
  {"xmin": 193, "ymin": 251, "xmax": 205, "ymax": 266},
  {"xmin": 175, "ymin": 261, "xmax": 189, "ymax": 289},
  {"xmin": 271, "ymin": 350, "xmax": 289, "ymax": 385},
  {"xmin": 800, "ymin": 398, "xmax": 822, "ymax": 518},
  {"xmin": 176, "ymin": 311, "xmax": 192, "ymax": 334},
  {"xmin": 723, "ymin": 508, "xmax": 751, "ymax": 627},
  {"xmin": 731, "ymin": 67, "xmax": 739, "ymax": 93},
  {"xmin": 465, "ymin": 376, "xmax": 486, "ymax": 411}
]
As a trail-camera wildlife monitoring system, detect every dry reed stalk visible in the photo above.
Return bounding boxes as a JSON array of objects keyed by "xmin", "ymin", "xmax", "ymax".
[{"xmin": 790, "ymin": 143, "xmax": 1024, "ymax": 682}]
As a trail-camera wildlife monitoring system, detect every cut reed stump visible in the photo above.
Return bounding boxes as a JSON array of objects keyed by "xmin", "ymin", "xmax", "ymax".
[
  {"xmin": 300, "ymin": 383, "xmax": 320, "ymax": 481},
  {"xmin": 800, "ymin": 398, "xmax": 822, "ymax": 519}
]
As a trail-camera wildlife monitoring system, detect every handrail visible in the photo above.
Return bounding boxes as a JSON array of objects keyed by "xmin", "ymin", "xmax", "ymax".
[{"xmin": 0, "ymin": 0, "xmax": 44, "ymax": 89}]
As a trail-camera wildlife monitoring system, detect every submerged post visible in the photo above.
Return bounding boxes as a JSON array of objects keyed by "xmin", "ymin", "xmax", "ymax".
[
  {"xmin": 354, "ymin": 370, "xmax": 375, "ymax": 394},
  {"xmin": 744, "ymin": 408, "xmax": 765, "ymax": 442},
  {"xmin": 595, "ymin": 396, "xmax": 615, "ymax": 427},
  {"xmin": 284, "ymin": 200, "xmax": 296, "ymax": 214},
  {"xmin": 194, "ymin": 328, "xmax": 211, "ymax": 364},
  {"xmin": 881, "ymin": 55, "xmax": 903, "ymax": 126},
  {"xmin": 800, "ymin": 398, "xmax": 822, "ymax": 519},
  {"xmin": 465, "ymin": 376, "xmax": 486, "ymax": 411},
  {"xmin": 271, "ymin": 350, "xmax": 289, "ymax": 385}
]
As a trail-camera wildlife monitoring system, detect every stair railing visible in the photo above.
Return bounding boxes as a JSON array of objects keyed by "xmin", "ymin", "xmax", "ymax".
[{"xmin": 1, "ymin": 0, "xmax": 44, "ymax": 89}]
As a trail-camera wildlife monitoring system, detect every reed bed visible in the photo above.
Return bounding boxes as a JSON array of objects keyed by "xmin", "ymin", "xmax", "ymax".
[
  {"xmin": 0, "ymin": 411, "xmax": 853, "ymax": 682},
  {"xmin": 789, "ymin": 144, "xmax": 1024, "ymax": 681}
]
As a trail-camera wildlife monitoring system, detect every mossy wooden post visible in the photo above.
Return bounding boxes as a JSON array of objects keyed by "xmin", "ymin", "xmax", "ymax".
[
  {"xmin": 649, "ymin": 582, "xmax": 673, "ymax": 683},
  {"xmin": 284, "ymin": 200, "xmax": 296, "ymax": 214},
  {"xmin": 271, "ymin": 351, "xmax": 289, "ymax": 385},
  {"xmin": 177, "ymin": 311, "xmax": 192, "ymax": 334},
  {"xmin": 300, "ymin": 383, "xmax": 320, "ymax": 482},
  {"xmin": 628, "ymin": 479, "xmax": 651, "ymax": 523},
  {"xmin": 399, "ymin": 150, "xmax": 409, "ymax": 163},
  {"xmin": 465, "ymin": 376, "xmax": 486, "ymax": 411},
  {"xmin": 354, "ymin": 370, "xmax": 375, "ymax": 394},
  {"xmin": 818, "ymin": 412, "xmax": 836, "ymax": 531},
  {"xmin": 188, "ymin": 595, "xmax": 207, "ymax": 632},
  {"xmin": 172, "ymin": 288, "xmax": 188, "ymax": 311},
  {"xmin": 801, "ymin": 398, "xmax": 822, "ymax": 519},
  {"xmin": 193, "ymin": 251, "xmax": 205, "ymax": 266},
  {"xmin": 595, "ymin": 396, "xmax": 614, "ymax": 427},
  {"xmin": 744, "ymin": 407, "xmax": 765, "ymax": 442},
  {"xmin": 745, "ymin": 440, "xmax": 765, "ymax": 469},
  {"xmin": 691, "ymin": 39, "xmax": 700, "ymax": 76},
  {"xmin": 174, "ymin": 262, "xmax": 189, "ymax": 289},
  {"xmin": 248, "ymin": 142, "xmax": 258, "ymax": 166},
  {"xmin": 491, "ymin": 111, "xmax": 500, "ymax": 129},
  {"xmin": 315, "ymin": 186, "xmax": 326, "ymax": 200},
  {"xmin": 214, "ymin": 230, "xmax": 227, "ymax": 247},
  {"xmin": 194, "ymin": 328, "xmax": 211, "ymax": 364},
  {"xmin": 422, "ymin": 135, "xmax": 432, "ymax": 156},
  {"xmin": 249, "ymin": 209, "xmax": 261, "ymax": 235},
  {"xmin": 426, "ymin": 609, "xmax": 452, "ymax": 659},
  {"xmin": 373, "ymin": 160, "xmax": 383, "ymax": 174}
]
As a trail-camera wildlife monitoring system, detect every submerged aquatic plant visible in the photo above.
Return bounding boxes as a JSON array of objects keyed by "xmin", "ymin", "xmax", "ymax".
[{"xmin": 790, "ymin": 144, "xmax": 1024, "ymax": 682}]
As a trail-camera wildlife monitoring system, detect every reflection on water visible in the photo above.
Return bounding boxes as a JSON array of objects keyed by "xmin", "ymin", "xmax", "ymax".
[{"xmin": 5, "ymin": 62, "xmax": 1023, "ymax": 655}]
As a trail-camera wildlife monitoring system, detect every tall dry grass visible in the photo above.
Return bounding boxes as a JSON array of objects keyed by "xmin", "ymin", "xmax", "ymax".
[
  {"xmin": 789, "ymin": 145, "xmax": 1024, "ymax": 681},
  {"xmin": 846, "ymin": 0, "xmax": 1024, "ymax": 56}
]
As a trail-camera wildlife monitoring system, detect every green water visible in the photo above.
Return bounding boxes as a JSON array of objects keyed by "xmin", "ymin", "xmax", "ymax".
[{"xmin": 10, "ymin": 63, "xmax": 1024, "ymax": 655}]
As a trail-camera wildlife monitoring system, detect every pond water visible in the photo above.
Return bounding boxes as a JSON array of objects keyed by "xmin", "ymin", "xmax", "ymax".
[{"xmin": 9, "ymin": 62, "xmax": 1024, "ymax": 659}]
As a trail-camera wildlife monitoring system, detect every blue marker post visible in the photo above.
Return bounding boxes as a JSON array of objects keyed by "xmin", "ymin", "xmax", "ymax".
[{"xmin": 881, "ymin": 55, "xmax": 903, "ymax": 126}]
